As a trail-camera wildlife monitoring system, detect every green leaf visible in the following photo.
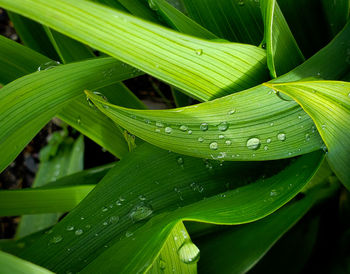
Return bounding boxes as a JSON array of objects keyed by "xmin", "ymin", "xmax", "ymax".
[
  {"xmin": 0, "ymin": 56, "xmax": 141, "ymax": 173},
  {"xmin": 0, "ymin": 35, "xmax": 49, "ymax": 84},
  {"xmin": 0, "ymin": 250, "xmax": 53, "ymax": 274},
  {"xmin": 84, "ymin": 21, "xmax": 350, "ymax": 161},
  {"xmin": 15, "ymin": 134, "xmax": 85, "ymax": 239},
  {"xmin": 260, "ymin": 0, "xmax": 304, "ymax": 77},
  {"xmin": 81, "ymin": 151, "xmax": 324, "ymax": 273},
  {"xmin": 264, "ymin": 81, "xmax": 350, "ymax": 190},
  {"xmin": 118, "ymin": 0, "xmax": 161, "ymax": 23},
  {"xmin": 196, "ymin": 183, "xmax": 331, "ymax": 273},
  {"xmin": 7, "ymin": 12, "xmax": 60, "ymax": 60},
  {"xmin": 16, "ymin": 141, "xmax": 323, "ymax": 273},
  {"xmin": 149, "ymin": 0, "xmax": 217, "ymax": 39},
  {"xmin": 85, "ymin": 86, "xmax": 323, "ymax": 161},
  {"xmin": 181, "ymin": 0, "xmax": 264, "ymax": 45},
  {"xmin": 0, "ymin": 0, "xmax": 268, "ymax": 101},
  {"xmin": 147, "ymin": 221, "xmax": 197, "ymax": 273},
  {"xmin": 0, "ymin": 185, "xmax": 94, "ymax": 216}
]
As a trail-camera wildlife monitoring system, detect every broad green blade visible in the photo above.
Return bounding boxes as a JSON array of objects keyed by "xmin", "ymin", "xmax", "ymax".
[
  {"xmin": 250, "ymin": 216, "xmax": 319, "ymax": 274},
  {"xmin": 0, "ymin": 185, "xmax": 94, "ymax": 216},
  {"xmin": 17, "ymin": 141, "xmax": 323, "ymax": 273},
  {"xmin": 0, "ymin": 250, "xmax": 53, "ymax": 274},
  {"xmin": 85, "ymin": 87, "xmax": 322, "ymax": 161},
  {"xmin": 0, "ymin": 0, "xmax": 268, "ymax": 101},
  {"xmin": 322, "ymin": 0, "xmax": 350, "ymax": 37},
  {"xmin": 181, "ymin": 0, "xmax": 263, "ymax": 45},
  {"xmin": 81, "ymin": 151, "xmax": 324, "ymax": 273},
  {"xmin": 265, "ymin": 81, "xmax": 350, "ymax": 189},
  {"xmin": 196, "ymin": 184, "xmax": 332, "ymax": 273},
  {"xmin": 147, "ymin": 222, "xmax": 197, "ymax": 273},
  {"xmin": 260, "ymin": 0, "xmax": 304, "ymax": 77},
  {"xmin": 7, "ymin": 12, "xmax": 59, "ymax": 60},
  {"xmin": 85, "ymin": 21, "xmax": 350, "ymax": 162},
  {"xmin": 0, "ymin": 35, "xmax": 49, "ymax": 84},
  {"xmin": 0, "ymin": 56, "xmax": 141, "ymax": 173},
  {"xmin": 148, "ymin": 0, "xmax": 217, "ymax": 39},
  {"xmin": 16, "ymin": 134, "xmax": 84, "ymax": 239}
]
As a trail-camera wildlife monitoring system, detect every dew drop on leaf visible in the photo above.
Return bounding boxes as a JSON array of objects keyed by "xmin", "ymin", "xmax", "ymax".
[
  {"xmin": 218, "ymin": 122, "xmax": 229, "ymax": 131},
  {"xmin": 178, "ymin": 241, "xmax": 200, "ymax": 264},
  {"xmin": 38, "ymin": 60, "xmax": 60, "ymax": 71},
  {"xmin": 165, "ymin": 127, "xmax": 172, "ymax": 134},
  {"xmin": 200, "ymin": 123, "xmax": 208, "ymax": 131},
  {"xmin": 129, "ymin": 204, "xmax": 153, "ymax": 222},
  {"xmin": 75, "ymin": 229, "xmax": 83, "ymax": 236},
  {"xmin": 209, "ymin": 142, "xmax": 218, "ymax": 150},
  {"xmin": 66, "ymin": 225, "xmax": 74, "ymax": 231},
  {"xmin": 177, "ymin": 157, "xmax": 184, "ymax": 165},
  {"xmin": 277, "ymin": 133, "xmax": 286, "ymax": 141},
  {"xmin": 225, "ymin": 140, "xmax": 232, "ymax": 145},
  {"xmin": 195, "ymin": 49, "xmax": 203, "ymax": 56},
  {"xmin": 198, "ymin": 137, "xmax": 204, "ymax": 143},
  {"xmin": 49, "ymin": 235, "xmax": 63, "ymax": 244},
  {"xmin": 246, "ymin": 137, "xmax": 261, "ymax": 150},
  {"xmin": 179, "ymin": 125, "xmax": 188, "ymax": 132}
]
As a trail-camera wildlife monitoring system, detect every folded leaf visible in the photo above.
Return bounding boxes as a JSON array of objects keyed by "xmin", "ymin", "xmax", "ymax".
[
  {"xmin": 260, "ymin": 0, "xmax": 304, "ymax": 77},
  {"xmin": 264, "ymin": 80, "xmax": 350, "ymax": 190}
]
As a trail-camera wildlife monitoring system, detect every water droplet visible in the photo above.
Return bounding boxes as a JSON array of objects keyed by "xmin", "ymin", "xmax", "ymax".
[
  {"xmin": 246, "ymin": 137, "xmax": 261, "ymax": 150},
  {"xmin": 321, "ymin": 124, "xmax": 326, "ymax": 130},
  {"xmin": 178, "ymin": 241, "xmax": 200, "ymax": 264},
  {"xmin": 138, "ymin": 195, "xmax": 147, "ymax": 201},
  {"xmin": 261, "ymin": 43, "xmax": 266, "ymax": 49},
  {"xmin": 200, "ymin": 123, "xmax": 208, "ymax": 131},
  {"xmin": 101, "ymin": 206, "xmax": 108, "ymax": 212},
  {"xmin": 218, "ymin": 122, "xmax": 229, "ymax": 131},
  {"xmin": 188, "ymin": 130, "xmax": 193, "ymax": 135},
  {"xmin": 238, "ymin": 0, "xmax": 245, "ymax": 6},
  {"xmin": 177, "ymin": 157, "xmax": 184, "ymax": 165},
  {"xmin": 225, "ymin": 140, "xmax": 232, "ymax": 145},
  {"xmin": 264, "ymin": 146, "xmax": 268, "ymax": 151},
  {"xmin": 125, "ymin": 231, "xmax": 134, "ymax": 238},
  {"xmin": 277, "ymin": 133, "xmax": 286, "ymax": 141},
  {"xmin": 298, "ymin": 114, "xmax": 302, "ymax": 119},
  {"xmin": 156, "ymin": 122, "xmax": 164, "ymax": 128},
  {"xmin": 228, "ymin": 109, "xmax": 236, "ymax": 115},
  {"xmin": 165, "ymin": 127, "xmax": 172, "ymax": 134},
  {"xmin": 195, "ymin": 49, "xmax": 203, "ymax": 56},
  {"xmin": 218, "ymin": 134, "xmax": 225, "ymax": 139},
  {"xmin": 209, "ymin": 142, "xmax": 218, "ymax": 150},
  {"xmin": 270, "ymin": 189, "xmax": 278, "ymax": 196},
  {"xmin": 270, "ymin": 122, "xmax": 274, "ymax": 126},
  {"xmin": 198, "ymin": 137, "xmax": 204, "ymax": 143},
  {"xmin": 49, "ymin": 235, "xmax": 63, "ymax": 244},
  {"xmin": 92, "ymin": 91, "xmax": 108, "ymax": 102},
  {"xmin": 155, "ymin": 128, "xmax": 161, "ymax": 133},
  {"xmin": 66, "ymin": 225, "xmax": 74, "ymax": 231},
  {"xmin": 80, "ymin": 217, "xmax": 85, "ymax": 220},
  {"xmin": 77, "ymin": 117, "xmax": 81, "ymax": 125},
  {"xmin": 38, "ymin": 60, "xmax": 60, "ymax": 71},
  {"xmin": 179, "ymin": 125, "xmax": 188, "ymax": 132},
  {"xmin": 305, "ymin": 134, "xmax": 311, "ymax": 141},
  {"xmin": 109, "ymin": 216, "xmax": 119, "ymax": 224},
  {"xmin": 129, "ymin": 204, "xmax": 153, "ymax": 222},
  {"xmin": 75, "ymin": 229, "xmax": 83, "ymax": 236},
  {"xmin": 266, "ymin": 138, "xmax": 271, "ymax": 144},
  {"xmin": 103, "ymin": 221, "xmax": 108, "ymax": 226},
  {"xmin": 148, "ymin": 0, "xmax": 158, "ymax": 10}
]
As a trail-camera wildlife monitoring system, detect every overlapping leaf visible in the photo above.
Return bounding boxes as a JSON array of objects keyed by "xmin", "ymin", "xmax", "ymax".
[
  {"xmin": 0, "ymin": 0, "xmax": 268, "ymax": 101},
  {"xmin": 265, "ymin": 80, "xmax": 350, "ymax": 189}
]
